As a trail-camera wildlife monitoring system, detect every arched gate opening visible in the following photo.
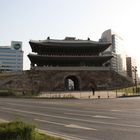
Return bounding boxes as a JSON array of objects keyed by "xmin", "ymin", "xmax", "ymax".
[{"xmin": 65, "ymin": 75, "xmax": 80, "ymax": 91}]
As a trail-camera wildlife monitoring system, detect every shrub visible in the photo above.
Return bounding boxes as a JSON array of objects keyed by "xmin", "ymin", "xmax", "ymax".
[
  {"xmin": 0, "ymin": 90, "xmax": 15, "ymax": 96},
  {"xmin": 0, "ymin": 121, "xmax": 64, "ymax": 140},
  {"xmin": 0, "ymin": 121, "xmax": 35, "ymax": 140}
]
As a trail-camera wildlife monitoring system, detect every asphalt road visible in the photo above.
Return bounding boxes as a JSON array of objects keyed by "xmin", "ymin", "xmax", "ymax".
[{"xmin": 0, "ymin": 97, "xmax": 140, "ymax": 140}]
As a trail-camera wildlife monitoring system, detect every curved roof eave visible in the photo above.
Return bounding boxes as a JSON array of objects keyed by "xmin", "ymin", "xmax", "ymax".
[
  {"xmin": 29, "ymin": 40, "xmax": 111, "ymax": 54},
  {"xmin": 28, "ymin": 54, "xmax": 113, "ymax": 63},
  {"xmin": 29, "ymin": 39, "xmax": 111, "ymax": 47}
]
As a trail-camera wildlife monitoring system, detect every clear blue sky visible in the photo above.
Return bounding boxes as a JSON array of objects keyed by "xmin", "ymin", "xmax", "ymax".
[{"xmin": 0, "ymin": 0, "xmax": 140, "ymax": 74}]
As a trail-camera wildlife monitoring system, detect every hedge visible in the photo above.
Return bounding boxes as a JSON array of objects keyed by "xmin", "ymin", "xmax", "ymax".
[{"xmin": 0, "ymin": 121, "xmax": 34, "ymax": 140}]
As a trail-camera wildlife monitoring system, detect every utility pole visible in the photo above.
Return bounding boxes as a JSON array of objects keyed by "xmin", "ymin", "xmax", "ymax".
[{"xmin": 132, "ymin": 66, "xmax": 137, "ymax": 93}]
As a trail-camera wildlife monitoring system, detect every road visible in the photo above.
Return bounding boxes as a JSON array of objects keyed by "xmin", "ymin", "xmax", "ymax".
[{"xmin": 0, "ymin": 97, "xmax": 140, "ymax": 140}]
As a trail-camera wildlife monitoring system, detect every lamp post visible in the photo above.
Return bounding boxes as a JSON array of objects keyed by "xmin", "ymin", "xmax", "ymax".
[{"xmin": 132, "ymin": 66, "xmax": 137, "ymax": 93}]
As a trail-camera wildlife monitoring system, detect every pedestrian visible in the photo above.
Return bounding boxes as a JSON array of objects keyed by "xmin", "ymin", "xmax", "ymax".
[{"xmin": 91, "ymin": 87, "xmax": 95, "ymax": 96}]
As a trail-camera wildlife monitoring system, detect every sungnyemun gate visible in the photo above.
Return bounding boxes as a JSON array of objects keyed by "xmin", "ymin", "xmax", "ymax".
[{"xmin": 27, "ymin": 37, "xmax": 131, "ymax": 92}]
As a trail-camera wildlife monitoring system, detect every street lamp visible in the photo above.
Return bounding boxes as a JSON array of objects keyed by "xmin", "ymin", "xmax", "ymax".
[{"xmin": 132, "ymin": 66, "xmax": 137, "ymax": 93}]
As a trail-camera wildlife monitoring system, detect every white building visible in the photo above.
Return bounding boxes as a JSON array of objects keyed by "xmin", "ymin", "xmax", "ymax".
[
  {"xmin": 100, "ymin": 29, "xmax": 127, "ymax": 76},
  {"xmin": 0, "ymin": 41, "xmax": 23, "ymax": 72}
]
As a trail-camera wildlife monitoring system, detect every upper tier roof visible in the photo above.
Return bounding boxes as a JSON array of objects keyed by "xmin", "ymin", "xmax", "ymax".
[{"xmin": 29, "ymin": 38, "xmax": 111, "ymax": 54}]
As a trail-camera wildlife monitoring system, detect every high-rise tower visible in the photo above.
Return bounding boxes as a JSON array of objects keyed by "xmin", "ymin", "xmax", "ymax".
[{"xmin": 100, "ymin": 29, "xmax": 127, "ymax": 76}]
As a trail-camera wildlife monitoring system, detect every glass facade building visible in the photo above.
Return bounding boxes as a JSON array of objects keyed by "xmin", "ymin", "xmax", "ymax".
[
  {"xmin": 0, "ymin": 41, "xmax": 23, "ymax": 72},
  {"xmin": 101, "ymin": 29, "xmax": 127, "ymax": 76},
  {"xmin": 126, "ymin": 57, "xmax": 137, "ymax": 81}
]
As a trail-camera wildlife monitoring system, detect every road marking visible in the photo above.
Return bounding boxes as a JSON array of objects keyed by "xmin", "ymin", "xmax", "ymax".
[
  {"xmin": 111, "ymin": 109, "xmax": 121, "ymax": 112},
  {"xmin": 4, "ymin": 102, "xmax": 85, "ymax": 113},
  {"xmin": 35, "ymin": 119, "xmax": 65, "ymax": 126},
  {"xmin": 1, "ymin": 102, "xmax": 124, "ymax": 119},
  {"xmin": 0, "ymin": 109, "xmax": 30, "ymax": 118},
  {"xmin": 2, "ymin": 107, "xmax": 140, "ymax": 129},
  {"xmin": 2, "ymin": 102, "xmax": 119, "ymax": 114},
  {"xmin": 35, "ymin": 119, "xmax": 96, "ymax": 131},
  {"xmin": 65, "ymin": 112, "xmax": 118, "ymax": 119},
  {"xmin": 64, "ymin": 112, "xmax": 93, "ymax": 117},
  {"xmin": 37, "ymin": 129, "xmax": 86, "ymax": 140},
  {"xmin": 65, "ymin": 124, "xmax": 96, "ymax": 130},
  {"xmin": 3, "ymin": 102, "xmax": 136, "ymax": 117},
  {"xmin": 93, "ymin": 115, "xmax": 118, "ymax": 119}
]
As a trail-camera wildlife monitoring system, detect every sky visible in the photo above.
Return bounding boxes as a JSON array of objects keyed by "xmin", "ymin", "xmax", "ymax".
[{"xmin": 0, "ymin": 0, "xmax": 140, "ymax": 75}]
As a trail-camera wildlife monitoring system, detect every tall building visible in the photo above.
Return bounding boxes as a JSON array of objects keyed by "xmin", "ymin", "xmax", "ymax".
[
  {"xmin": 0, "ymin": 41, "xmax": 23, "ymax": 72},
  {"xmin": 100, "ymin": 29, "xmax": 127, "ymax": 76},
  {"xmin": 126, "ymin": 57, "xmax": 137, "ymax": 82}
]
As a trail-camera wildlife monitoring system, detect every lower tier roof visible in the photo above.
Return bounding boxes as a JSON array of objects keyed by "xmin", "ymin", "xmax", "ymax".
[{"xmin": 28, "ymin": 54, "xmax": 113, "ymax": 66}]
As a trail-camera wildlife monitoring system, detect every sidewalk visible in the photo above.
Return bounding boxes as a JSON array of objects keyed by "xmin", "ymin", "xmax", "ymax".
[{"xmin": 39, "ymin": 90, "xmax": 124, "ymax": 99}]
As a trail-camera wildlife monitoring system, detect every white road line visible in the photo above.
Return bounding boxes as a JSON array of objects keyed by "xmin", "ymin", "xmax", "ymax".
[
  {"xmin": 37, "ymin": 129, "xmax": 86, "ymax": 140},
  {"xmin": 111, "ymin": 109, "xmax": 140, "ymax": 113},
  {"xmin": 65, "ymin": 124, "xmax": 97, "ymax": 130},
  {"xmin": 4, "ymin": 102, "xmax": 84, "ymax": 113},
  {"xmin": 111, "ymin": 109, "xmax": 121, "ymax": 112},
  {"xmin": 4, "ymin": 102, "xmax": 140, "ymax": 119},
  {"xmin": 64, "ymin": 112, "xmax": 93, "ymax": 117},
  {"xmin": 1, "ymin": 101, "xmax": 119, "ymax": 113},
  {"xmin": 2, "ymin": 102, "xmax": 127, "ymax": 117},
  {"xmin": 64, "ymin": 112, "xmax": 118, "ymax": 119},
  {"xmin": 35, "ymin": 119, "xmax": 96, "ymax": 131},
  {"xmin": 2, "ymin": 107, "xmax": 140, "ymax": 128},
  {"xmin": 0, "ymin": 109, "xmax": 30, "ymax": 118},
  {"xmin": 35, "ymin": 119, "xmax": 65, "ymax": 126},
  {"xmin": 93, "ymin": 115, "xmax": 118, "ymax": 119}
]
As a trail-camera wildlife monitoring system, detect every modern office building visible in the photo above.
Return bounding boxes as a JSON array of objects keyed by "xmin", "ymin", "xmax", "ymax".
[
  {"xmin": 0, "ymin": 41, "xmax": 23, "ymax": 72},
  {"xmin": 100, "ymin": 29, "xmax": 127, "ymax": 76},
  {"xmin": 126, "ymin": 57, "xmax": 137, "ymax": 83}
]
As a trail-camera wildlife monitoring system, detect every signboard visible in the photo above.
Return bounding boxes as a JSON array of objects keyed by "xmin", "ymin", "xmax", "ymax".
[{"xmin": 11, "ymin": 41, "xmax": 22, "ymax": 50}]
